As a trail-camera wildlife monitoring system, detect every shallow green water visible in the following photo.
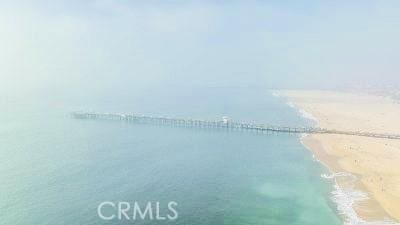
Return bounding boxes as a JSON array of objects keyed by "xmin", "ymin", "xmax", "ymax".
[{"xmin": 0, "ymin": 87, "xmax": 341, "ymax": 225}]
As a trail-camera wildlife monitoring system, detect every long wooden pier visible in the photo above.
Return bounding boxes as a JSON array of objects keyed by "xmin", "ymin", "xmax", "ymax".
[{"xmin": 71, "ymin": 112, "xmax": 400, "ymax": 140}]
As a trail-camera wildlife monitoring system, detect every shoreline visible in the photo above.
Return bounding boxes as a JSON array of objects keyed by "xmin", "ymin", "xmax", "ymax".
[
  {"xmin": 278, "ymin": 90, "xmax": 400, "ymax": 225},
  {"xmin": 302, "ymin": 134, "xmax": 397, "ymax": 225}
]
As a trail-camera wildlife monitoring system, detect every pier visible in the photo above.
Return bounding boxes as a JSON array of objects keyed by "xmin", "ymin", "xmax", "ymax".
[{"xmin": 71, "ymin": 112, "xmax": 400, "ymax": 140}]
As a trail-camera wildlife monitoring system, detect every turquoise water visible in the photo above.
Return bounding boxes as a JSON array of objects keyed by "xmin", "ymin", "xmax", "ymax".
[{"xmin": 1, "ymin": 87, "xmax": 341, "ymax": 225}]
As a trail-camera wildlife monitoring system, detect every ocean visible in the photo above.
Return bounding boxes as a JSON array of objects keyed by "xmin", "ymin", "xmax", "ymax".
[{"xmin": 0, "ymin": 87, "xmax": 342, "ymax": 225}]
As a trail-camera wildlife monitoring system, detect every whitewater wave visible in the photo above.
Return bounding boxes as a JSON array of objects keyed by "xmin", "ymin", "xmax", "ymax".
[
  {"xmin": 270, "ymin": 90, "xmax": 281, "ymax": 98},
  {"xmin": 286, "ymin": 101, "xmax": 295, "ymax": 108},
  {"xmin": 285, "ymin": 101, "xmax": 318, "ymax": 126},
  {"xmin": 321, "ymin": 172, "xmax": 356, "ymax": 180},
  {"xmin": 278, "ymin": 91, "xmax": 399, "ymax": 225},
  {"xmin": 322, "ymin": 172, "xmax": 399, "ymax": 225},
  {"xmin": 298, "ymin": 108, "xmax": 318, "ymax": 124}
]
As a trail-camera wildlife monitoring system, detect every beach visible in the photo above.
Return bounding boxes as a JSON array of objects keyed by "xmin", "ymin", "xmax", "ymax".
[{"xmin": 283, "ymin": 90, "xmax": 400, "ymax": 224}]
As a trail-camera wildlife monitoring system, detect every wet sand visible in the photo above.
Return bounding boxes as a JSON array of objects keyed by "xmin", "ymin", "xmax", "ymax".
[{"xmin": 283, "ymin": 90, "xmax": 400, "ymax": 223}]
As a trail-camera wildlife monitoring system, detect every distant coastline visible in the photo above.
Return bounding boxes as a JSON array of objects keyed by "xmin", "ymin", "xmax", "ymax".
[{"xmin": 281, "ymin": 90, "xmax": 400, "ymax": 225}]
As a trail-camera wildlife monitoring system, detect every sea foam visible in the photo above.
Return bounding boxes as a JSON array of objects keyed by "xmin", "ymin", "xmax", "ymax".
[
  {"xmin": 278, "ymin": 91, "xmax": 399, "ymax": 225},
  {"xmin": 270, "ymin": 90, "xmax": 281, "ymax": 98},
  {"xmin": 323, "ymin": 172, "xmax": 399, "ymax": 225},
  {"xmin": 284, "ymin": 100, "xmax": 318, "ymax": 125}
]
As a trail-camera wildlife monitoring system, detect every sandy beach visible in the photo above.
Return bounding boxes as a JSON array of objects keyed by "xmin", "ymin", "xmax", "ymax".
[{"xmin": 283, "ymin": 90, "xmax": 400, "ymax": 224}]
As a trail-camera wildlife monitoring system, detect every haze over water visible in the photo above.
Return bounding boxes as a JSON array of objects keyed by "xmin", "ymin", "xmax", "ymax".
[
  {"xmin": 1, "ymin": 87, "xmax": 342, "ymax": 225},
  {"xmin": 2, "ymin": 1, "xmax": 400, "ymax": 225}
]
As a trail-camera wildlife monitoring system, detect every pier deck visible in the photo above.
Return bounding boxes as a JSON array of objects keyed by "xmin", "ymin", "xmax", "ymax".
[{"xmin": 71, "ymin": 112, "xmax": 400, "ymax": 140}]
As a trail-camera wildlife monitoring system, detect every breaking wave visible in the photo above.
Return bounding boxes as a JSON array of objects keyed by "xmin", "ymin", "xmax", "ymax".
[{"xmin": 321, "ymin": 172, "xmax": 399, "ymax": 225}]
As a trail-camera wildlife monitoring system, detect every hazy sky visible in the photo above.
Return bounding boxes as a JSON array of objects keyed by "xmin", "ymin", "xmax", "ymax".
[{"xmin": 1, "ymin": 0, "xmax": 400, "ymax": 101}]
